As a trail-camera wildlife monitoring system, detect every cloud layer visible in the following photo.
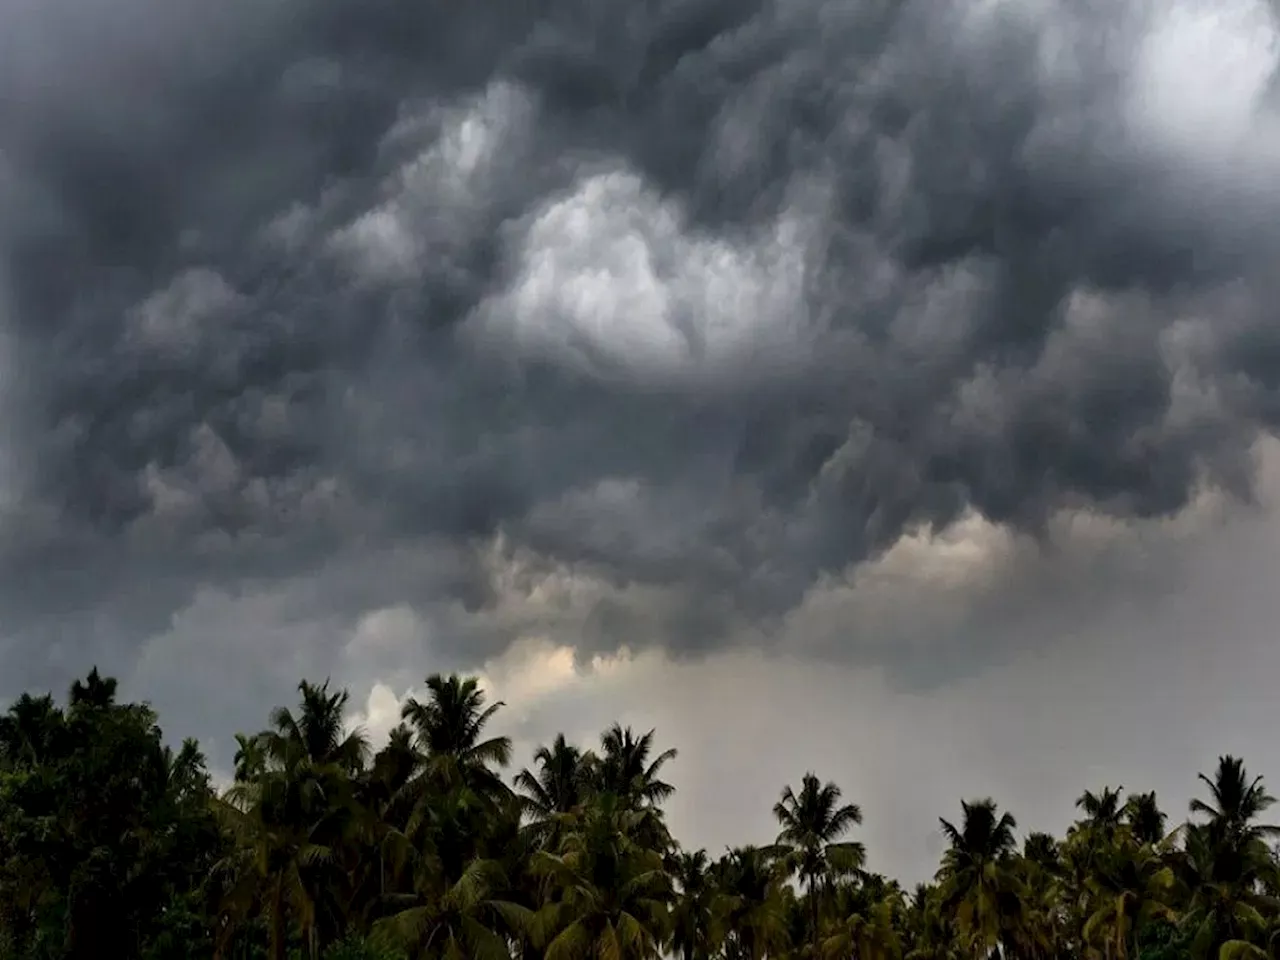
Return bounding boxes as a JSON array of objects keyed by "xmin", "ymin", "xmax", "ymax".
[{"xmin": 2, "ymin": 0, "xmax": 1280, "ymax": 854}]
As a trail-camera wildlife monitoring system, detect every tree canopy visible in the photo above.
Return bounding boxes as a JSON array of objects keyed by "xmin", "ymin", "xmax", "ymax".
[{"xmin": 0, "ymin": 668, "xmax": 1276, "ymax": 960}]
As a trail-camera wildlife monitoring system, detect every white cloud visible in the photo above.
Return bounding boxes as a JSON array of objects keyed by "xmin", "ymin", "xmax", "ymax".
[
  {"xmin": 347, "ymin": 682, "xmax": 408, "ymax": 748},
  {"xmin": 468, "ymin": 168, "xmax": 824, "ymax": 388},
  {"xmin": 329, "ymin": 81, "xmax": 536, "ymax": 285},
  {"xmin": 1124, "ymin": 0, "xmax": 1280, "ymax": 207},
  {"xmin": 1128, "ymin": 0, "xmax": 1278, "ymax": 158}
]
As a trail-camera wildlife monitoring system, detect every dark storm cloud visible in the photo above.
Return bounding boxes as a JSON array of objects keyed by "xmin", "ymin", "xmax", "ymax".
[{"xmin": 1, "ymin": 0, "xmax": 1278, "ymax": 694}]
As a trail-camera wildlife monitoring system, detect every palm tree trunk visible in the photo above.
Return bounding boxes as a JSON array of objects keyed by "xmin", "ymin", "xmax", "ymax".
[
  {"xmin": 810, "ymin": 877, "xmax": 821, "ymax": 956},
  {"xmin": 270, "ymin": 880, "xmax": 287, "ymax": 960}
]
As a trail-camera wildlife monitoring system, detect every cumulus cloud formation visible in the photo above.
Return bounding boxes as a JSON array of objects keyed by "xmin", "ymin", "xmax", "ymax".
[{"xmin": 2, "ymin": 0, "xmax": 1280, "ymax": 866}]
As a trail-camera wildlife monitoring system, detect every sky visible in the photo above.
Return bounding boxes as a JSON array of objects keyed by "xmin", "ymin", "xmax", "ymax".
[{"xmin": 1, "ymin": 0, "xmax": 1280, "ymax": 884}]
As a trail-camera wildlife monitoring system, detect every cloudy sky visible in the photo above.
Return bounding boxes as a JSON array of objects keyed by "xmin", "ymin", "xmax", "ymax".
[{"xmin": 3, "ymin": 0, "xmax": 1280, "ymax": 882}]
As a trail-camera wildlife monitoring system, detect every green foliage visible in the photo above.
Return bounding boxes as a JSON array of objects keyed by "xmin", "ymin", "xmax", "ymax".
[
  {"xmin": 0, "ymin": 673, "xmax": 223, "ymax": 959},
  {"xmin": 1, "ymin": 669, "xmax": 1279, "ymax": 960},
  {"xmin": 313, "ymin": 934, "xmax": 407, "ymax": 960}
]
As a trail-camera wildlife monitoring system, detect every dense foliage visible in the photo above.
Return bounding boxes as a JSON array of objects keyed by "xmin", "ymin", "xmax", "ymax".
[{"xmin": 0, "ymin": 669, "xmax": 1277, "ymax": 960}]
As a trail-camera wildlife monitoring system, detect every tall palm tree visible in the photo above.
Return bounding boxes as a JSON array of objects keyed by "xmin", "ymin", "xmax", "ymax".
[
  {"xmin": 370, "ymin": 724, "xmax": 420, "ymax": 800},
  {"xmin": 1177, "ymin": 822, "xmax": 1273, "ymax": 960},
  {"xmin": 773, "ymin": 772, "xmax": 865, "ymax": 953},
  {"xmin": 1082, "ymin": 837, "xmax": 1176, "ymax": 960},
  {"xmin": 373, "ymin": 839, "xmax": 529, "ymax": 959},
  {"xmin": 216, "ymin": 680, "xmax": 367, "ymax": 960},
  {"xmin": 401, "ymin": 674, "xmax": 512, "ymax": 798},
  {"xmin": 215, "ymin": 765, "xmax": 338, "ymax": 960},
  {"xmin": 1022, "ymin": 832, "xmax": 1060, "ymax": 874},
  {"xmin": 1126, "ymin": 792, "xmax": 1168, "ymax": 847},
  {"xmin": 1179, "ymin": 758, "xmax": 1280, "ymax": 960},
  {"xmin": 529, "ymin": 794, "xmax": 672, "ymax": 960},
  {"xmin": 714, "ymin": 846, "xmax": 792, "ymax": 960},
  {"xmin": 903, "ymin": 883, "xmax": 955, "ymax": 960},
  {"xmin": 265, "ymin": 680, "xmax": 368, "ymax": 775},
  {"xmin": 0, "ymin": 693, "xmax": 61, "ymax": 767},
  {"xmin": 937, "ymin": 799, "xmax": 1022, "ymax": 960},
  {"xmin": 1077, "ymin": 787, "xmax": 1127, "ymax": 837},
  {"xmin": 823, "ymin": 884, "xmax": 904, "ymax": 960},
  {"xmin": 67, "ymin": 667, "xmax": 117, "ymax": 710},
  {"xmin": 516, "ymin": 733, "xmax": 590, "ymax": 827},
  {"xmin": 233, "ymin": 732, "xmax": 268, "ymax": 783},
  {"xmin": 1191, "ymin": 757, "xmax": 1279, "ymax": 845},
  {"xmin": 587, "ymin": 724, "xmax": 678, "ymax": 809},
  {"xmin": 670, "ymin": 849, "xmax": 716, "ymax": 960}
]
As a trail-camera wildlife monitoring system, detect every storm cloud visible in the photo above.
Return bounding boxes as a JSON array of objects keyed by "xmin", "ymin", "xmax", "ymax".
[{"xmin": 1, "ymin": 0, "xmax": 1279, "ymax": 721}]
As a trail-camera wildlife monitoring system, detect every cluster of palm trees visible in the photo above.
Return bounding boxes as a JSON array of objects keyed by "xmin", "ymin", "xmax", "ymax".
[{"xmin": 210, "ymin": 672, "xmax": 1280, "ymax": 960}]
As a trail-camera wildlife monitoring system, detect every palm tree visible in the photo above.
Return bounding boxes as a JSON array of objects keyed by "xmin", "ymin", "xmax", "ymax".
[
  {"xmin": 903, "ymin": 883, "xmax": 955, "ymax": 960},
  {"xmin": 1082, "ymin": 837, "xmax": 1176, "ymax": 960},
  {"xmin": 0, "ymin": 693, "xmax": 61, "ymax": 767},
  {"xmin": 1012, "ymin": 836, "xmax": 1065, "ymax": 960},
  {"xmin": 401, "ymin": 674, "xmax": 511, "ymax": 798},
  {"xmin": 528, "ymin": 794, "xmax": 672, "ymax": 959},
  {"xmin": 373, "ymin": 846, "xmax": 529, "ymax": 959},
  {"xmin": 516, "ymin": 733, "xmax": 590, "ymax": 831},
  {"xmin": 773, "ymin": 772, "xmax": 865, "ymax": 952},
  {"xmin": 215, "ymin": 769, "xmax": 337, "ymax": 960},
  {"xmin": 714, "ymin": 846, "xmax": 792, "ymax": 960},
  {"xmin": 1191, "ymin": 757, "xmax": 1279, "ymax": 845},
  {"xmin": 823, "ymin": 884, "xmax": 904, "ymax": 960},
  {"xmin": 265, "ymin": 680, "xmax": 368, "ymax": 775},
  {"xmin": 1022, "ymin": 832, "xmax": 1060, "ymax": 874},
  {"xmin": 233, "ymin": 732, "xmax": 267, "ymax": 783},
  {"xmin": 1126, "ymin": 792, "xmax": 1168, "ymax": 847},
  {"xmin": 587, "ymin": 724, "xmax": 678, "ymax": 808},
  {"xmin": 68, "ymin": 667, "xmax": 117, "ymax": 710},
  {"xmin": 1177, "ymin": 822, "xmax": 1274, "ymax": 960},
  {"xmin": 1077, "ymin": 787, "xmax": 1127, "ymax": 837},
  {"xmin": 670, "ymin": 849, "xmax": 716, "ymax": 960},
  {"xmin": 1178, "ymin": 758, "xmax": 1280, "ymax": 960},
  {"xmin": 370, "ymin": 724, "xmax": 420, "ymax": 800},
  {"xmin": 216, "ymin": 680, "xmax": 366, "ymax": 960},
  {"xmin": 937, "ymin": 799, "xmax": 1022, "ymax": 960}
]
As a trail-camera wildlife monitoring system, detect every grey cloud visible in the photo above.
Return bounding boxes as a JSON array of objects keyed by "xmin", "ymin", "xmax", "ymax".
[{"xmin": 0, "ymin": 0, "xmax": 1279, "ymax": 725}]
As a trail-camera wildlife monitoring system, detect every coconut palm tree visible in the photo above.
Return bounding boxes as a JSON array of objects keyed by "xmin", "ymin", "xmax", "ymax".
[
  {"xmin": 1126, "ymin": 792, "xmax": 1168, "ymax": 848},
  {"xmin": 265, "ymin": 679, "xmax": 368, "ymax": 774},
  {"xmin": 214, "ymin": 774, "xmax": 332, "ymax": 960},
  {"xmin": 937, "ymin": 799, "xmax": 1022, "ymax": 960},
  {"xmin": 0, "ymin": 693, "xmax": 61, "ymax": 767},
  {"xmin": 216, "ymin": 680, "xmax": 367, "ymax": 960},
  {"xmin": 516, "ymin": 733, "xmax": 591, "ymax": 829},
  {"xmin": 1177, "ymin": 758, "xmax": 1280, "ymax": 960},
  {"xmin": 587, "ymin": 724, "xmax": 678, "ymax": 809},
  {"xmin": 823, "ymin": 885, "xmax": 904, "ymax": 960},
  {"xmin": 1082, "ymin": 837, "xmax": 1176, "ymax": 960},
  {"xmin": 1177, "ymin": 822, "xmax": 1274, "ymax": 960},
  {"xmin": 670, "ymin": 849, "xmax": 717, "ymax": 960},
  {"xmin": 903, "ymin": 883, "xmax": 956, "ymax": 960},
  {"xmin": 528, "ymin": 794, "xmax": 673, "ymax": 960},
  {"xmin": 401, "ymin": 674, "xmax": 512, "ymax": 798},
  {"xmin": 1191, "ymin": 757, "xmax": 1280, "ymax": 846},
  {"xmin": 372, "ymin": 844, "xmax": 529, "ymax": 959},
  {"xmin": 774, "ymin": 772, "xmax": 865, "ymax": 953},
  {"xmin": 714, "ymin": 846, "xmax": 792, "ymax": 960},
  {"xmin": 1076, "ymin": 787, "xmax": 1127, "ymax": 839}
]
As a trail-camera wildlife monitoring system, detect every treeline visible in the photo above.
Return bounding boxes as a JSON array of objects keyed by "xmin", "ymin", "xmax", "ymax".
[{"xmin": 0, "ymin": 668, "xmax": 1276, "ymax": 960}]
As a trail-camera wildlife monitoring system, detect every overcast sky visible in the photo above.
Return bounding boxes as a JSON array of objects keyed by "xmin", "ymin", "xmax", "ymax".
[{"xmin": 2, "ymin": 0, "xmax": 1280, "ymax": 884}]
